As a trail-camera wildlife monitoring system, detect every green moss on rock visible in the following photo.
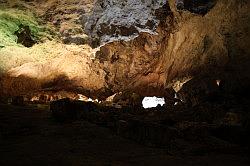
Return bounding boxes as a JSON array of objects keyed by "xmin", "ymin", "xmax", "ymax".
[{"xmin": 0, "ymin": 9, "xmax": 50, "ymax": 47}]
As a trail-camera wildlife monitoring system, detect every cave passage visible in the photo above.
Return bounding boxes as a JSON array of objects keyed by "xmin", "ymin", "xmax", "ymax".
[{"xmin": 0, "ymin": 0, "xmax": 250, "ymax": 165}]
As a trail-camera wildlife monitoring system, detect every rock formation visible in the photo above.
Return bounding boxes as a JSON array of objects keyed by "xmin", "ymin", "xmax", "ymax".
[
  {"xmin": 0, "ymin": 0, "xmax": 250, "ymax": 161},
  {"xmin": 86, "ymin": 0, "xmax": 250, "ymax": 99},
  {"xmin": 0, "ymin": 0, "xmax": 249, "ymax": 102}
]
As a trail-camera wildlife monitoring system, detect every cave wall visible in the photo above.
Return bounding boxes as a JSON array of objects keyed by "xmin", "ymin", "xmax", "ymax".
[
  {"xmin": 88, "ymin": 0, "xmax": 250, "ymax": 97},
  {"xmin": 0, "ymin": 0, "xmax": 249, "ymax": 100}
]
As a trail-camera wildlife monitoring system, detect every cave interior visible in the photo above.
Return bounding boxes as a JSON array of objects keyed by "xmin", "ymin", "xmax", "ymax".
[{"xmin": 0, "ymin": 0, "xmax": 250, "ymax": 165}]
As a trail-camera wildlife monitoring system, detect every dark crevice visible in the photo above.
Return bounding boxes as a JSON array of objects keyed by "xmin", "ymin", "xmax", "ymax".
[
  {"xmin": 14, "ymin": 24, "xmax": 36, "ymax": 47},
  {"xmin": 177, "ymin": 0, "xmax": 217, "ymax": 15}
]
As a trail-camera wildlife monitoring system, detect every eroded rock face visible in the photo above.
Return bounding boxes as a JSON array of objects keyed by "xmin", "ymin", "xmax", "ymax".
[
  {"xmin": 84, "ymin": 0, "xmax": 174, "ymax": 96},
  {"xmin": 0, "ymin": 44, "xmax": 108, "ymax": 99},
  {"xmin": 88, "ymin": 0, "xmax": 250, "ymax": 98},
  {"xmin": 85, "ymin": 0, "xmax": 168, "ymax": 46},
  {"xmin": 0, "ymin": 0, "xmax": 250, "ymax": 101}
]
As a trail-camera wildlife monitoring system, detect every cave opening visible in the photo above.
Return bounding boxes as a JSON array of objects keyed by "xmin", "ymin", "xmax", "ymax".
[{"xmin": 142, "ymin": 96, "xmax": 165, "ymax": 109}]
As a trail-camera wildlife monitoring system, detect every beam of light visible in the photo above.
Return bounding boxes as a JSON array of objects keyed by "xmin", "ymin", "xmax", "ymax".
[
  {"xmin": 216, "ymin": 80, "xmax": 221, "ymax": 86},
  {"xmin": 142, "ymin": 96, "xmax": 165, "ymax": 109}
]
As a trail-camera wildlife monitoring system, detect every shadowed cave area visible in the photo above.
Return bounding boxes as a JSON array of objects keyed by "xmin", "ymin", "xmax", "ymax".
[{"xmin": 0, "ymin": 0, "xmax": 250, "ymax": 165}]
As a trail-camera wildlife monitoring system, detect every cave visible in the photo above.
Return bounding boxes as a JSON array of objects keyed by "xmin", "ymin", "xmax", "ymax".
[{"xmin": 0, "ymin": 0, "xmax": 250, "ymax": 165}]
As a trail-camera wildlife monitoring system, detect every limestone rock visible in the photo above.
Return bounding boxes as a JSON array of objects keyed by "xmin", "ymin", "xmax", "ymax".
[
  {"xmin": 0, "ymin": 0, "xmax": 249, "ymax": 102},
  {"xmin": 85, "ymin": 0, "xmax": 167, "ymax": 45}
]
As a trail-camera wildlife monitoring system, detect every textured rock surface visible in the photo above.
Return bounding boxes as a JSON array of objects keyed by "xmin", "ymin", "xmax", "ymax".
[
  {"xmin": 0, "ymin": 0, "xmax": 250, "ymax": 100},
  {"xmin": 90, "ymin": 0, "xmax": 250, "ymax": 97},
  {"xmin": 85, "ymin": 0, "xmax": 166, "ymax": 45},
  {"xmin": 0, "ymin": 44, "xmax": 107, "ymax": 99}
]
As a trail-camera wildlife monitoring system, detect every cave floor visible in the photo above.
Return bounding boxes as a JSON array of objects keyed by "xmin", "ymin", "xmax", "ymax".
[{"xmin": 0, "ymin": 104, "xmax": 249, "ymax": 166}]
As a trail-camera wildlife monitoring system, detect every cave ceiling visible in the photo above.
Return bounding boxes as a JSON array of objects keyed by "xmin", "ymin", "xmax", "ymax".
[{"xmin": 0, "ymin": 0, "xmax": 249, "ymax": 99}]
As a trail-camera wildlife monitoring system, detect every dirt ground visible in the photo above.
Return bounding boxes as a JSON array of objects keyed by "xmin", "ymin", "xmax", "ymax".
[{"xmin": 0, "ymin": 104, "xmax": 249, "ymax": 166}]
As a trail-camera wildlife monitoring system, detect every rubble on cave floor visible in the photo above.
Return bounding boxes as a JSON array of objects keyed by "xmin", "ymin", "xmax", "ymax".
[
  {"xmin": 49, "ymin": 92, "xmax": 250, "ymax": 156},
  {"xmin": 1, "ymin": 79, "xmax": 250, "ymax": 165},
  {"xmin": 1, "ymin": 102, "xmax": 250, "ymax": 165}
]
